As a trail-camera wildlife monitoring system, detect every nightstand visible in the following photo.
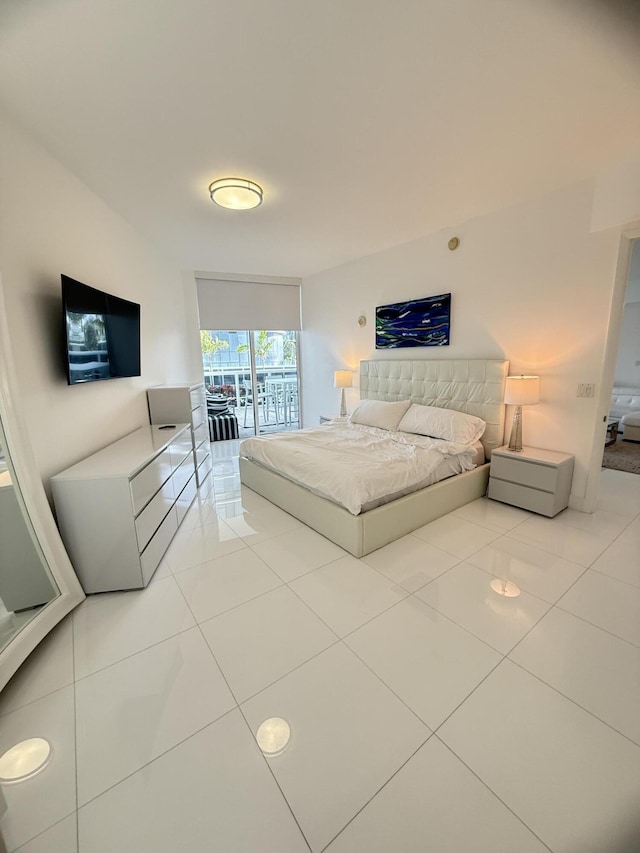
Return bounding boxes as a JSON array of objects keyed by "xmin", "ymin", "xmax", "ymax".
[{"xmin": 488, "ymin": 445, "xmax": 574, "ymax": 517}]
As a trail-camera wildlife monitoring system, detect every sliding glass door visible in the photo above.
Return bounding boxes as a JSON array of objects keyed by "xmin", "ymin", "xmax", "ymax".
[{"xmin": 201, "ymin": 329, "xmax": 300, "ymax": 438}]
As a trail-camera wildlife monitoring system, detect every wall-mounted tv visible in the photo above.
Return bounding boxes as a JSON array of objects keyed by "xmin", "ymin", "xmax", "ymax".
[{"xmin": 62, "ymin": 275, "xmax": 141, "ymax": 385}]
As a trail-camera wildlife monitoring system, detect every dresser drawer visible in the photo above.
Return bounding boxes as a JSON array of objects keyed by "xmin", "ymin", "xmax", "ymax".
[
  {"xmin": 191, "ymin": 404, "xmax": 206, "ymax": 431},
  {"xmin": 193, "ymin": 419, "xmax": 209, "ymax": 447},
  {"xmin": 169, "ymin": 433, "xmax": 193, "ymax": 469},
  {"xmin": 194, "ymin": 441, "xmax": 211, "ymax": 469},
  {"xmin": 190, "ymin": 386, "xmax": 205, "ymax": 410},
  {"xmin": 130, "ymin": 449, "xmax": 173, "ymax": 514},
  {"xmin": 172, "ymin": 451, "xmax": 195, "ymax": 496},
  {"xmin": 175, "ymin": 473, "xmax": 197, "ymax": 525},
  {"xmin": 490, "ymin": 455, "xmax": 558, "ymax": 492},
  {"xmin": 135, "ymin": 476, "xmax": 175, "ymax": 552},
  {"xmin": 196, "ymin": 450, "xmax": 212, "ymax": 486},
  {"xmin": 140, "ymin": 506, "xmax": 178, "ymax": 585}
]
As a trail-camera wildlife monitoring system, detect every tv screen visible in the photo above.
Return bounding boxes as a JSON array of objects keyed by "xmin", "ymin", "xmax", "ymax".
[{"xmin": 62, "ymin": 275, "xmax": 141, "ymax": 385}]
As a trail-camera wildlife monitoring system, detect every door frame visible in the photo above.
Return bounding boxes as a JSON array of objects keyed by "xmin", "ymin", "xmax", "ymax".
[{"xmin": 584, "ymin": 225, "xmax": 640, "ymax": 511}]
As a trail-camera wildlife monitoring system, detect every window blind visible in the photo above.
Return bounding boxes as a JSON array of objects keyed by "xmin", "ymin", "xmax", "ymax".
[{"xmin": 196, "ymin": 277, "xmax": 301, "ymax": 331}]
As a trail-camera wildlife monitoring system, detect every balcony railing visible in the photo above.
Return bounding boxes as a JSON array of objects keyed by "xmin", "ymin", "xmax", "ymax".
[{"xmin": 203, "ymin": 364, "xmax": 299, "ymax": 431}]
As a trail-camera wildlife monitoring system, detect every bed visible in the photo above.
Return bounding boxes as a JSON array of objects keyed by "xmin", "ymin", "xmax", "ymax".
[{"xmin": 239, "ymin": 358, "xmax": 509, "ymax": 556}]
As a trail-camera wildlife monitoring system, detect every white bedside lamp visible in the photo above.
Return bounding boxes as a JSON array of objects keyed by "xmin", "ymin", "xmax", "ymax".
[
  {"xmin": 334, "ymin": 370, "xmax": 353, "ymax": 417},
  {"xmin": 504, "ymin": 375, "xmax": 540, "ymax": 452}
]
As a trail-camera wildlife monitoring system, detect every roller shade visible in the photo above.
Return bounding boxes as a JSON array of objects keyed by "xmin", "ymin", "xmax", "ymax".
[{"xmin": 196, "ymin": 277, "xmax": 301, "ymax": 331}]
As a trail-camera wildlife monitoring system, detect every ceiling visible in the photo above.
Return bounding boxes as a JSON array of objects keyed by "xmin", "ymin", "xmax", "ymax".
[{"xmin": 1, "ymin": 0, "xmax": 639, "ymax": 278}]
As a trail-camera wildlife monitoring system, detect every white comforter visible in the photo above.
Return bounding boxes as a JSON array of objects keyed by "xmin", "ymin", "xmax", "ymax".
[{"xmin": 239, "ymin": 422, "xmax": 477, "ymax": 515}]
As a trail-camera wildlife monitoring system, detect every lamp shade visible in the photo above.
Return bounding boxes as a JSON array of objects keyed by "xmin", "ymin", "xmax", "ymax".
[
  {"xmin": 504, "ymin": 375, "xmax": 540, "ymax": 406},
  {"xmin": 334, "ymin": 370, "xmax": 353, "ymax": 389}
]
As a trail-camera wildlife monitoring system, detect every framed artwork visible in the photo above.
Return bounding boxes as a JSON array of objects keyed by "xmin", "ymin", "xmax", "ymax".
[{"xmin": 375, "ymin": 293, "xmax": 451, "ymax": 349}]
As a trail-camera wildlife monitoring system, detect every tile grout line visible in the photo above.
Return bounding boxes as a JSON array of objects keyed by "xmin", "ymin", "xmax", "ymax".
[
  {"xmin": 71, "ymin": 621, "xmax": 197, "ymax": 685},
  {"xmin": 11, "ymin": 813, "xmax": 78, "ymax": 853},
  {"xmin": 173, "ymin": 493, "xmax": 316, "ymax": 852},
  {"xmin": 316, "ymin": 730, "xmax": 435, "ymax": 853},
  {"xmin": 434, "ymin": 735, "xmax": 554, "ymax": 853},
  {"xmin": 75, "ymin": 706, "xmax": 240, "ymax": 812},
  {"xmin": 507, "ymin": 657, "xmax": 640, "ymax": 750},
  {"xmin": 429, "ymin": 583, "xmax": 559, "ymax": 739},
  {"xmin": 552, "ymin": 603, "xmax": 640, "ymax": 649},
  {"xmin": 585, "ymin": 564, "xmax": 640, "ymax": 592},
  {"xmin": 235, "ymin": 702, "xmax": 314, "ymax": 853}
]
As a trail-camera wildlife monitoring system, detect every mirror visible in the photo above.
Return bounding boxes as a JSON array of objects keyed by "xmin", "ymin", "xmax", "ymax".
[
  {"xmin": 0, "ymin": 418, "xmax": 59, "ymax": 653},
  {"xmin": 0, "ymin": 277, "xmax": 84, "ymax": 691}
]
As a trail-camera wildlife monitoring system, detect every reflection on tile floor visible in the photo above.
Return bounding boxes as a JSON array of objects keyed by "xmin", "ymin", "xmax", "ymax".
[{"xmin": 1, "ymin": 441, "xmax": 640, "ymax": 852}]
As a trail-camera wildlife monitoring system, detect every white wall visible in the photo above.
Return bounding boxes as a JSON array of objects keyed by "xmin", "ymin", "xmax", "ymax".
[
  {"xmin": 301, "ymin": 180, "xmax": 622, "ymax": 509},
  {"xmin": 592, "ymin": 157, "xmax": 640, "ymax": 233},
  {"xmin": 0, "ymin": 112, "xmax": 201, "ymax": 492}
]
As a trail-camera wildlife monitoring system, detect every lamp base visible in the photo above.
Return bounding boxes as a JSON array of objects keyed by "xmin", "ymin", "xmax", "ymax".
[
  {"xmin": 339, "ymin": 388, "xmax": 347, "ymax": 418},
  {"xmin": 507, "ymin": 406, "xmax": 523, "ymax": 452}
]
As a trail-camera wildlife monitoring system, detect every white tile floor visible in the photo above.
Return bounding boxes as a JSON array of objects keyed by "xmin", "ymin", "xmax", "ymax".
[{"xmin": 1, "ymin": 446, "xmax": 640, "ymax": 852}]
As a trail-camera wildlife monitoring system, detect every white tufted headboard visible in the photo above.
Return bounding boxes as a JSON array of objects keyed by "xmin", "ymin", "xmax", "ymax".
[{"xmin": 360, "ymin": 359, "xmax": 509, "ymax": 458}]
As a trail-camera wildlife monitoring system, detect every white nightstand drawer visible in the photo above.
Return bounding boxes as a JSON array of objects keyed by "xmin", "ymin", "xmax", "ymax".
[
  {"xmin": 490, "ymin": 454, "xmax": 557, "ymax": 492},
  {"xmin": 488, "ymin": 478, "xmax": 557, "ymax": 516}
]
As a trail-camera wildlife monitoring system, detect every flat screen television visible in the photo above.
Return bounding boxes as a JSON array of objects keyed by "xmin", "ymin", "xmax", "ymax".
[{"xmin": 62, "ymin": 275, "xmax": 141, "ymax": 385}]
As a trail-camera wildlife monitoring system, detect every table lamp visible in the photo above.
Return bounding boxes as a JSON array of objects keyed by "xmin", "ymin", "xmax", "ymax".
[
  {"xmin": 504, "ymin": 375, "xmax": 540, "ymax": 452},
  {"xmin": 334, "ymin": 370, "xmax": 353, "ymax": 417}
]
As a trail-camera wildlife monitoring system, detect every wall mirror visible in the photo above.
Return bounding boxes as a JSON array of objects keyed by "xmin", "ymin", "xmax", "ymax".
[{"xmin": 0, "ymin": 278, "xmax": 84, "ymax": 691}]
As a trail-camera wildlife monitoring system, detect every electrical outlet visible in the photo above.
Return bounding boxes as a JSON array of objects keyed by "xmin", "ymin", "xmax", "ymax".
[{"xmin": 577, "ymin": 383, "xmax": 595, "ymax": 398}]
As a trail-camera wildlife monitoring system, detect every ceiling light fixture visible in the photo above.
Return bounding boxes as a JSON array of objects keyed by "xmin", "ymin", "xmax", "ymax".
[{"xmin": 209, "ymin": 178, "xmax": 263, "ymax": 210}]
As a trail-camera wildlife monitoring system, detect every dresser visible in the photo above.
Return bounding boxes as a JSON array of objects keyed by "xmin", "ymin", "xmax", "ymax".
[
  {"xmin": 488, "ymin": 445, "xmax": 574, "ymax": 517},
  {"xmin": 51, "ymin": 424, "xmax": 197, "ymax": 593},
  {"xmin": 147, "ymin": 383, "xmax": 212, "ymax": 487}
]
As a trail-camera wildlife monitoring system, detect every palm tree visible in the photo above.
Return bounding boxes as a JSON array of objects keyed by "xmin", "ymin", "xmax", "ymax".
[
  {"xmin": 200, "ymin": 330, "xmax": 229, "ymax": 384},
  {"xmin": 237, "ymin": 330, "xmax": 275, "ymax": 366}
]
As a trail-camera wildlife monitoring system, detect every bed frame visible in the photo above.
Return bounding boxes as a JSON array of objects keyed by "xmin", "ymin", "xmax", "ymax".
[{"xmin": 239, "ymin": 358, "xmax": 509, "ymax": 557}]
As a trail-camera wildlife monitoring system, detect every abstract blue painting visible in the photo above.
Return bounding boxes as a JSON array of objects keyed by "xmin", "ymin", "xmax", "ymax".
[{"xmin": 375, "ymin": 293, "xmax": 451, "ymax": 349}]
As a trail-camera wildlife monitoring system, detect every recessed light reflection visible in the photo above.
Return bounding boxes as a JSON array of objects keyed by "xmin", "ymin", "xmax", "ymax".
[
  {"xmin": 256, "ymin": 717, "xmax": 291, "ymax": 756},
  {"xmin": 490, "ymin": 578, "xmax": 521, "ymax": 598},
  {"xmin": 0, "ymin": 738, "xmax": 52, "ymax": 782}
]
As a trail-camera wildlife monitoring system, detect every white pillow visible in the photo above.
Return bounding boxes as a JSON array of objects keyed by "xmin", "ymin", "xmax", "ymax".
[
  {"xmin": 398, "ymin": 403, "xmax": 486, "ymax": 444},
  {"xmin": 350, "ymin": 399, "xmax": 411, "ymax": 431}
]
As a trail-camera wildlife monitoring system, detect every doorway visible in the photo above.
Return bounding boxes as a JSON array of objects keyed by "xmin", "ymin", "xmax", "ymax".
[
  {"xmin": 201, "ymin": 329, "xmax": 300, "ymax": 438},
  {"xmin": 602, "ymin": 240, "xmax": 640, "ymax": 475}
]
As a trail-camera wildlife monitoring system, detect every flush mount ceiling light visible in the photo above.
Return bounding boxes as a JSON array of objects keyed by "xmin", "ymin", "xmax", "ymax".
[{"xmin": 209, "ymin": 178, "xmax": 263, "ymax": 210}]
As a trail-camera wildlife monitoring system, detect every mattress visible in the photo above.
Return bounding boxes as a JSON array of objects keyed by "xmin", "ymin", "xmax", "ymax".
[{"xmin": 239, "ymin": 422, "xmax": 479, "ymax": 515}]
